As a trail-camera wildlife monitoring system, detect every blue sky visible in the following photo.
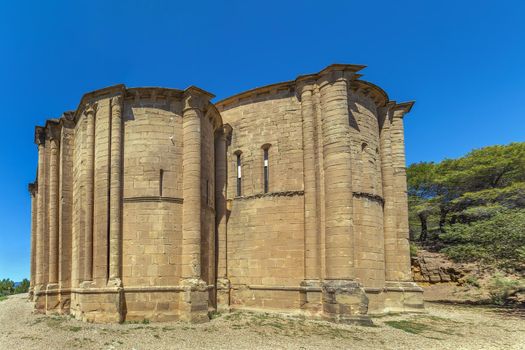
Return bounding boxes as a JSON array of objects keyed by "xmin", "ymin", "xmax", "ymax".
[{"xmin": 0, "ymin": 0, "xmax": 523, "ymax": 281}]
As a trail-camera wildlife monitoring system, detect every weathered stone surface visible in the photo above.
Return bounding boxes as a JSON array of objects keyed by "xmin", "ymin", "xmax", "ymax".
[
  {"xmin": 412, "ymin": 250, "xmax": 467, "ymax": 283},
  {"xmin": 29, "ymin": 64, "xmax": 423, "ymax": 323}
]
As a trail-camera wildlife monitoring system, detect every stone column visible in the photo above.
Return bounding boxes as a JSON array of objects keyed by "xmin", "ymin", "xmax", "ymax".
[
  {"xmin": 215, "ymin": 124, "xmax": 230, "ymax": 311},
  {"xmin": 379, "ymin": 103, "xmax": 397, "ymax": 282},
  {"xmin": 58, "ymin": 115, "xmax": 74, "ymax": 314},
  {"xmin": 390, "ymin": 103, "xmax": 413, "ymax": 282},
  {"xmin": 382, "ymin": 102, "xmax": 424, "ymax": 312},
  {"xmin": 34, "ymin": 126, "xmax": 46, "ymax": 311},
  {"xmin": 108, "ymin": 95, "xmax": 123, "ymax": 286},
  {"xmin": 297, "ymin": 77, "xmax": 322, "ymax": 313},
  {"xmin": 319, "ymin": 71, "xmax": 354, "ymax": 281},
  {"xmin": 180, "ymin": 87, "xmax": 213, "ymax": 322},
  {"xmin": 181, "ymin": 93, "xmax": 203, "ymax": 281},
  {"xmin": 47, "ymin": 127, "xmax": 60, "ymax": 285},
  {"xmin": 318, "ymin": 68, "xmax": 369, "ymax": 323},
  {"xmin": 83, "ymin": 103, "xmax": 97, "ymax": 283},
  {"xmin": 45, "ymin": 123, "xmax": 61, "ymax": 313},
  {"xmin": 29, "ymin": 183, "xmax": 37, "ymax": 300},
  {"xmin": 313, "ymin": 86, "xmax": 326, "ymax": 281}
]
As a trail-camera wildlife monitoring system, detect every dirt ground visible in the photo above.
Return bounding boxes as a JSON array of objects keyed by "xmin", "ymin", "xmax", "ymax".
[{"xmin": 1, "ymin": 293, "xmax": 523, "ymax": 350}]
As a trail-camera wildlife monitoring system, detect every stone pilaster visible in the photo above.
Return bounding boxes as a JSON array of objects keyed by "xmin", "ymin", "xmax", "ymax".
[
  {"xmin": 46, "ymin": 123, "xmax": 61, "ymax": 313},
  {"xmin": 318, "ymin": 67, "xmax": 369, "ymax": 324},
  {"xmin": 215, "ymin": 124, "xmax": 231, "ymax": 312},
  {"xmin": 313, "ymin": 86, "xmax": 327, "ymax": 281},
  {"xmin": 34, "ymin": 126, "xmax": 46, "ymax": 312},
  {"xmin": 180, "ymin": 87, "xmax": 213, "ymax": 322},
  {"xmin": 108, "ymin": 95, "xmax": 123, "ymax": 286},
  {"xmin": 83, "ymin": 103, "xmax": 97, "ymax": 284},
  {"xmin": 28, "ymin": 182, "xmax": 37, "ymax": 300},
  {"xmin": 58, "ymin": 114, "xmax": 75, "ymax": 314},
  {"xmin": 297, "ymin": 77, "xmax": 322, "ymax": 314},
  {"xmin": 47, "ymin": 125, "xmax": 60, "ymax": 284}
]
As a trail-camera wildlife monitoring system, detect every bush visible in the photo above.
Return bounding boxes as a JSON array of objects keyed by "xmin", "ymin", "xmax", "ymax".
[
  {"xmin": 464, "ymin": 275, "xmax": 480, "ymax": 288},
  {"xmin": 0, "ymin": 279, "xmax": 15, "ymax": 296},
  {"xmin": 488, "ymin": 274, "xmax": 522, "ymax": 305},
  {"xmin": 14, "ymin": 279, "xmax": 30, "ymax": 294},
  {"xmin": 409, "ymin": 243, "xmax": 419, "ymax": 257},
  {"xmin": 440, "ymin": 209, "xmax": 525, "ymax": 268}
]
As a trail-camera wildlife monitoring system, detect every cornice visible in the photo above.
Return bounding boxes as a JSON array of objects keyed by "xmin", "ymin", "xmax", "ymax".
[
  {"xmin": 215, "ymin": 81, "xmax": 295, "ymax": 111},
  {"xmin": 125, "ymin": 87, "xmax": 184, "ymax": 102},
  {"xmin": 348, "ymin": 80, "xmax": 389, "ymax": 108},
  {"xmin": 34, "ymin": 126, "xmax": 45, "ymax": 145},
  {"xmin": 216, "ymin": 63, "xmax": 396, "ymax": 111},
  {"xmin": 205, "ymin": 103, "xmax": 223, "ymax": 131},
  {"xmin": 73, "ymin": 84, "xmax": 126, "ymax": 122},
  {"xmin": 36, "ymin": 83, "xmax": 221, "ymax": 143},
  {"xmin": 183, "ymin": 85, "xmax": 215, "ymax": 113},
  {"xmin": 45, "ymin": 119, "xmax": 61, "ymax": 141},
  {"xmin": 392, "ymin": 101, "xmax": 415, "ymax": 118},
  {"xmin": 32, "ymin": 64, "xmax": 414, "ymax": 138}
]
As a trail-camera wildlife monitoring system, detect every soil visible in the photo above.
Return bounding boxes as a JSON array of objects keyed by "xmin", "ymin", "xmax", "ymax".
[{"xmin": 1, "ymin": 293, "xmax": 524, "ymax": 349}]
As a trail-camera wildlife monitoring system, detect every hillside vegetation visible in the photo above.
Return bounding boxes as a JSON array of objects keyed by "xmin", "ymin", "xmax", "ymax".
[
  {"xmin": 407, "ymin": 142, "xmax": 525, "ymax": 271},
  {"xmin": 0, "ymin": 278, "xmax": 29, "ymax": 300}
]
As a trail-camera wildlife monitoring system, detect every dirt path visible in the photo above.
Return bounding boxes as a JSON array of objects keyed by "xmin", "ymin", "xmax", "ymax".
[{"xmin": 1, "ymin": 293, "xmax": 523, "ymax": 349}]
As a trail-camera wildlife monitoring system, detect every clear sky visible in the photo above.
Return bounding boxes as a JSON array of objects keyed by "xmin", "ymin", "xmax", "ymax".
[{"xmin": 0, "ymin": 0, "xmax": 523, "ymax": 281}]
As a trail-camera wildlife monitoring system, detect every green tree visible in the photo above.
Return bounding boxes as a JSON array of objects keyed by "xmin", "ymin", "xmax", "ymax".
[
  {"xmin": 407, "ymin": 142, "xmax": 525, "ymax": 269},
  {"xmin": 0, "ymin": 278, "xmax": 15, "ymax": 296},
  {"xmin": 14, "ymin": 279, "xmax": 30, "ymax": 294},
  {"xmin": 440, "ymin": 209, "xmax": 525, "ymax": 269}
]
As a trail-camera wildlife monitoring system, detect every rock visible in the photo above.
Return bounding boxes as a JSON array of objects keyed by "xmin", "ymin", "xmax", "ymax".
[{"xmin": 411, "ymin": 250, "xmax": 468, "ymax": 284}]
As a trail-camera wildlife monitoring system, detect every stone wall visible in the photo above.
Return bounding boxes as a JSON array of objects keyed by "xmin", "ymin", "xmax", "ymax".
[
  {"xmin": 29, "ymin": 64, "xmax": 423, "ymax": 323},
  {"xmin": 218, "ymin": 88, "xmax": 306, "ymax": 311}
]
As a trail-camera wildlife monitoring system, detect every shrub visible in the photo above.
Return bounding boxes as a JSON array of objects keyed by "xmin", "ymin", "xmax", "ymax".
[
  {"xmin": 409, "ymin": 243, "xmax": 418, "ymax": 257},
  {"xmin": 14, "ymin": 279, "xmax": 30, "ymax": 294},
  {"xmin": 487, "ymin": 274, "xmax": 522, "ymax": 305},
  {"xmin": 440, "ymin": 209, "xmax": 525, "ymax": 268},
  {"xmin": 464, "ymin": 275, "xmax": 480, "ymax": 288}
]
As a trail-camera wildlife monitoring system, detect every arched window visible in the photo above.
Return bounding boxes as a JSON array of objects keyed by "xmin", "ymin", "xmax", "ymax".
[
  {"xmin": 235, "ymin": 151, "xmax": 242, "ymax": 196},
  {"xmin": 261, "ymin": 144, "xmax": 271, "ymax": 193}
]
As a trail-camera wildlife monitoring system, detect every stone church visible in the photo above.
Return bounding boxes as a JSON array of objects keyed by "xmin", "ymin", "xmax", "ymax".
[{"xmin": 28, "ymin": 64, "xmax": 423, "ymax": 323}]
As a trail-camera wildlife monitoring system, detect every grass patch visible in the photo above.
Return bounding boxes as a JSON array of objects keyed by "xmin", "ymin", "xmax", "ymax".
[
  {"xmin": 385, "ymin": 320, "xmax": 430, "ymax": 334},
  {"xmin": 0, "ymin": 295, "xmax": 8, "ymax": 302},
  {"xmin": 208, "ymin": 310, "xmax": 222, "ymax": 319},
  {"xmin": 423, "ymin": 315, "xmax": 449, "ymax": 322},
  {"xmin": 223, "ymin": 311, "xmax": 243, "ymax": 321},
  {"xmin": 21, "ymin": 335, "xmax": 40, "ymax": 340},
  {"xmin": 69, "ymin": 326, "xmax": 82, "ymax": 332}
]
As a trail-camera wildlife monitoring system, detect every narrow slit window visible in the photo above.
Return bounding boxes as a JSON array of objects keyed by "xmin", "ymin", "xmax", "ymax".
[
  {"xmin": 236, "ymin": 153, "xmax": 242, "ymax": 196},
  {"xmin": 263, "ymin": 148, "xmax": 269, "ymax": 193},
  {"xmin": 159, "ymin": 169, "xmax": 164, "ymax": 197},
  {"xmin": 205, "ymin": 179, "xmax": 209, "ymax": 205}
]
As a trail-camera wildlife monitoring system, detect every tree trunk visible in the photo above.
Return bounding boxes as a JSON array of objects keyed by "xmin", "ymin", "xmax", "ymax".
[
  {"xmin": 439, "ymin": 206, "xmax": 448, "ymax": 233},
  {"xmin": 418, "ymin": 212, "xmax": 428, "ymax": 242}
]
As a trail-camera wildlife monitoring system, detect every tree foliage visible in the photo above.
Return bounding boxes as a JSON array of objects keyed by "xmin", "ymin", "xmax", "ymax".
[
  {"xmin": 440, "ymin": 209, "xmax": 525, "ymax": 268},
  {"xmin": 0, "ymin": 278, "xmax": 30, "ymax": 296},
  {"xmin": 407, "ymin": 142, "xmax": 525, "ymax": 269}
]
